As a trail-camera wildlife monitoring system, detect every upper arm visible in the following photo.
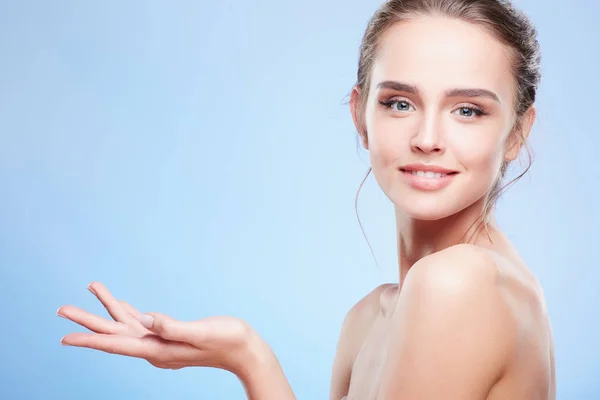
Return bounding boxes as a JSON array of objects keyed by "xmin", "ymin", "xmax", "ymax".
[{"xmin": 377, "ymin": 245, "xmax": 517, "ymax": 400}]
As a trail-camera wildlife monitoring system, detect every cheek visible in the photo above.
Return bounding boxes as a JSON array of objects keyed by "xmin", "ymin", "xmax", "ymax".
[
  {"xmin": 365, "ymin": 111, "xmax": 414, "ymax": 162},
  {"xmin": 366, "ymin": 118, "xmax": 412, "ymax": 182},
  {"xmin": 452, "ymin": 131, "xmax": 505, "ymax": 183},
  {"xmin": 368, "ymin": 141, "xmax": 397, "ymax": 193}
]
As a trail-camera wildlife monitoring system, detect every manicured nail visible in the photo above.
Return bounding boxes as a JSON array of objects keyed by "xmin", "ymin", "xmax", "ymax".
[
  {"xmin": 140, "ymin": 314, "xmax": 154, "ymax": 329},
  {"xmin": 56, "ymin": 307, "xmax": 66, "ymax": 318},
  {"xmin": 60, "ymin": 337, "xmax": 69, "ymax": 346},
  {"xmin": 87, "ymin": 283, "xmax": 96, "ymax": 296}
]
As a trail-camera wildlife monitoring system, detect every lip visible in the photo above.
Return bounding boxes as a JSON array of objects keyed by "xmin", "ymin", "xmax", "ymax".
[
  {"xmin": 399, "ymin": 163, "xmax": 458, "ymax": 174},
  {"xmin": 398, "ymin": 163, "xmax": 459, "ymax": 191}
]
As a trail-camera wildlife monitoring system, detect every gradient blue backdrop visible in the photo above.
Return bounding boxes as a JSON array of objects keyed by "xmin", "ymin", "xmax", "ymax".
[{"xmin": 1, "ymin": 0, "xmax": 598, "ymax": 398}]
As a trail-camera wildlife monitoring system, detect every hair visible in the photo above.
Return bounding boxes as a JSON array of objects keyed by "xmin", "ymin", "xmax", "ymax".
[{"xmin": 353, "ymin": 0, "xmax": 542, "ymax": 245}]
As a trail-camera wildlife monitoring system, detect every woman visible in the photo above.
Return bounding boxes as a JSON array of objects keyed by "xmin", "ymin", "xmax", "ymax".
[{"xmin": 57, "ymin": 0, "xmax": 555, "ymax": 399}]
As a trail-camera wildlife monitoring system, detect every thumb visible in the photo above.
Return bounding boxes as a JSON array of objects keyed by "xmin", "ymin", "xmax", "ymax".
[{"xmin": 140, "ymin": 312, "xmax": 203, "ymax": 343}]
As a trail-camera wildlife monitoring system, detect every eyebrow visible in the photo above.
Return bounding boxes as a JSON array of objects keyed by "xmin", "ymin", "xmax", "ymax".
[{"xmin": 376, "ymin": 80, "xmax": 500, "ymax": 104}]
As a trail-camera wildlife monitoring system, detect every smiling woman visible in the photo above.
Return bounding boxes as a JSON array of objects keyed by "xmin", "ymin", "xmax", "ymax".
[{"xmin": 57, "ymin": 1, "xmax": 554, "ymax": 399}]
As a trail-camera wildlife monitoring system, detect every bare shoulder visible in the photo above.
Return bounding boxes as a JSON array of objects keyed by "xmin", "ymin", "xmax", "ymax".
[
  {"xmin": 407, "ymin": 243, "xmax": 544, "ymax": 302},
  {"xmin": 377, "ymin": 243, "xmax": 553, "ymax": 398},
  {"xmin": 337, "ymin": 283, "xmax": 394, "ymax": 356},
  {"xmin": 423, "ymin": 243, "xmax": 546, "ymax": 311},
  {"xmin": 403, "ymin": 243, "xmax": 545, "ymax": 327},
  {"xmin": 329, "ymin": 283, "xmax": 392, "ymax": 400},
  {"xmin": 399, "ymin": 243, "xmax": 510, "ymax": 316},
  {"xmin": 409, "ymin": 243, "xmax": 499, "ymax": 283},
  {"xmin": 376, "ymin": 244, "xmax": 531, "ymax": 398},
  {"xmin": 346, "ymin": 283, "xmax": 393, "ymax": 324}
]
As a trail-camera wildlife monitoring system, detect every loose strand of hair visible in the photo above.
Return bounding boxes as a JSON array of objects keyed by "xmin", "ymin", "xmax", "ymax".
[{"xmin": 355, "ymin": 167, "xmax": 382, "ymax": 272}]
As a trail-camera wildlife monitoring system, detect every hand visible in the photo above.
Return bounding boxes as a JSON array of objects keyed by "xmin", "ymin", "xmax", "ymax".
[{"xmin": 57, "ymin": 282, "xmax": 264, "ymax": 377}]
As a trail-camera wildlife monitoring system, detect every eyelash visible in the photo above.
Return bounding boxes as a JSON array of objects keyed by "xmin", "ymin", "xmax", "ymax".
[{"xmin": 377, "ymin": 99, "xmax": 488, "ymax": 117}]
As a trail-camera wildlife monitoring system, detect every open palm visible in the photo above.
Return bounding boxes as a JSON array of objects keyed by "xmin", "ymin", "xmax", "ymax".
[{"xmin": 57, "ymin": 282, "xmax": 256, "ymax": 374}]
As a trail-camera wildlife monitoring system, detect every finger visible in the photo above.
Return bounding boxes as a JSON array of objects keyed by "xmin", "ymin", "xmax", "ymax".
[
  {"xmin": 87, "ymin": 282, "xmax": 134, "ymax": 324},
  {"xmin": 118, "ymin": 301, "xmax": 151, "ymax": 335},
  {"xmin": 61, "ymin": 332, "xmax": 201, "ymax": 364},
  {"xmin": 139, "ymin": 312, "xmax": 204, "ymax": 344},
  {"xmin": 119, "ymin": 300, "xmax": 142, "ymax": 320},
  {"xmin": 140, "ymin": 313, "xmax": 250, "ymax": 348},
  {"xmin": 57, "ymin": 305, "xmax": 128, "ymax": 335},
  {"xmin": 61, "ymin": 332, "xmax": 154, "ymax": 358}
]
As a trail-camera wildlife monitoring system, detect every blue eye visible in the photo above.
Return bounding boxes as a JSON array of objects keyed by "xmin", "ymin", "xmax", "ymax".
[
  {"xmin": 378, "ymin": 99, "xmax": 415, "ymax": 112},
  {"xmin": 395, "ymin": 101, "xmax": 412, "ymax": 111},
  {"xmin": 453, "ymin": 106, "xmax": 486, "ymax": 117}
]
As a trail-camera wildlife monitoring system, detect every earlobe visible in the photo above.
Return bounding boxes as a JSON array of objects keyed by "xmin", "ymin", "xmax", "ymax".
[
  {"xmin": 504, "ymin": 106, "xmax": 536, "ymax": 161},
  {"xmin": 350, "ymin": 86, "xmax": 369, "ymax": 150}
]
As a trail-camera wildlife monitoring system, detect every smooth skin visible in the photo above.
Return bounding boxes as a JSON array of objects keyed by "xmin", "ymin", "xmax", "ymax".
[
  {"xmin": 58, "ymin": 282, "xmax": 294, "ymax": 400},
  {"xmin": 331, "ymin": 16, "xmax": 554, "ymax": 400},
  {"xmin": 58, "ymin": 15, "xmax": 555, "ymax": 400}
]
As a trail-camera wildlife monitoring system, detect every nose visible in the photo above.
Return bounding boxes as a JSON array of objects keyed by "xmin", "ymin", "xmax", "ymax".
[{"xmin": 410, "ymin": 113, "xmax": 444, "ymax": 154}]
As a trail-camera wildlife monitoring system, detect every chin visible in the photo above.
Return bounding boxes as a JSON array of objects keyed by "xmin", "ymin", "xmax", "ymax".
[
  {"xmin": 401, "ymin": 204, "xmax": 459, "ymax": 221},
  {"xmin": 389, "ymin": 191, "xmax": 475, "ymax": 221}
]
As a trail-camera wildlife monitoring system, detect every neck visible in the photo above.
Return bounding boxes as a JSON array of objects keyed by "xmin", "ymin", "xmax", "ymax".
[{"xmin": 395, "ymin": 198, "xmax": 496, "ymax": 285}]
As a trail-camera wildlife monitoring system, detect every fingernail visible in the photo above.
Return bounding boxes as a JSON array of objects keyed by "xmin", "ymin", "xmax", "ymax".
[
  {"xmin": 140, "ymin": 314, "xmax": 154, "ymax": 329},
  {"xmin": 60, "ymin": 337, "xmax": 69, "ymax": 346},
  {"xmin": 87, "ymin": 283, "xmax": 96, "ymax": 296},
  {"xmin": 56, "ymin": 307, "xmax": 66, "ymax": 319}
]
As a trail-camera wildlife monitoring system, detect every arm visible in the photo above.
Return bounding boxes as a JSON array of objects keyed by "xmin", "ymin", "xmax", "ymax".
[
  {"xmin": 377, "ymin": 245, "xmax": 517, "ymax": 400},
  {"xmin": 237, "ymin": 335, "xmax": 296, "ymax": 400}
]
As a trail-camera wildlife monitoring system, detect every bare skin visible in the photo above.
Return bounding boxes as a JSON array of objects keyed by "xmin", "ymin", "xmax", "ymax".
[
  {"xmin": 58, "ymin": 282, "xmax": 295, "ymax": 400},
  {"xmin": 330, "ymin": 15, "xmax": 555, "ymax": 400},
  {"xmin": 58, "ymin": 14, "xmax": 555, "ymax": 400},
  {"xmin": 330, "ymin": 229, "xmax": 555, "ymax": 400}
]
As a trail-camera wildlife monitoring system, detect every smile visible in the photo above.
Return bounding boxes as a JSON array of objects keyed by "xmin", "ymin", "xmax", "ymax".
[
  {"xmin": 399, "ymin": 166, "xmax": 459, "ymax": 191},
  {"xmin": 407, "ymin": 170, "xmax": 448, "ymax": 178}
]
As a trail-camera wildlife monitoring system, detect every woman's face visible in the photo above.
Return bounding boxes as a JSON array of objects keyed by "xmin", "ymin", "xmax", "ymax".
[{"xmin": 353, "ymin": 16, "xmax": 533, "ymax": 221}]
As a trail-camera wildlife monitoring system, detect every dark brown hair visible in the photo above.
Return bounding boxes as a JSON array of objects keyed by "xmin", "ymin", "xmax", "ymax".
[{"xmin": 353, "ymin": 0, "xmax": 542, "ymax": 244}]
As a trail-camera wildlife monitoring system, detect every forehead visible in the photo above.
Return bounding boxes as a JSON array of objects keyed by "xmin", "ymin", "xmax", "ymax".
[{"xmin": 372, "ymin": 16, "xmax": 515, "ymax": 102}]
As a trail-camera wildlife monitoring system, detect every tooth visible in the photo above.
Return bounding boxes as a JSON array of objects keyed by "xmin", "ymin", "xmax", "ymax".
[{"xmin": 408, "ymin": 170, "xmax": 449, "ymax": 178}]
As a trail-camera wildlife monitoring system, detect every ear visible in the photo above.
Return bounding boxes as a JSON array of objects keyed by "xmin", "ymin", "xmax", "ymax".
[
  {"xmin": 504, "ymin": 106, "xmax": 536, "ymax": 162},
  {"xmin": 350, "ymin": 86, "xmax": 369, "ymax": 150}
]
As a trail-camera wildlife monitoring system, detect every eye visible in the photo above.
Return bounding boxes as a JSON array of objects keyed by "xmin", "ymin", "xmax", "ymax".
[
  {"xmin": 378, "ymin": 99, "xmax": 415, "ymax": 112},
  {"xmin": 452, "ymin": 106, "xmax": 486, "ymax": 118}
]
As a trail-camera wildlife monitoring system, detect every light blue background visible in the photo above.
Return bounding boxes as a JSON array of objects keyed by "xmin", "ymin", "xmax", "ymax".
[{"xmin": 1, "ymin": 0, "xmax": 598, "ymax": 398}]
